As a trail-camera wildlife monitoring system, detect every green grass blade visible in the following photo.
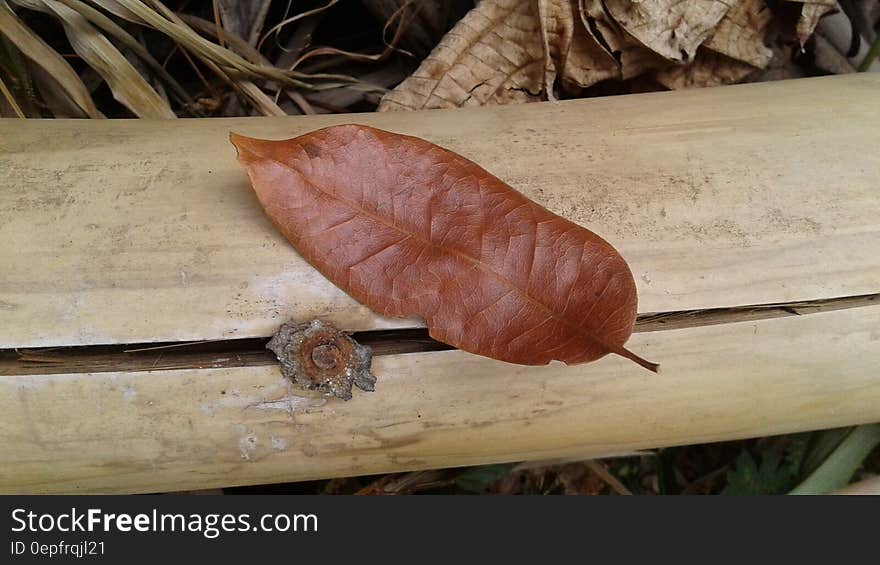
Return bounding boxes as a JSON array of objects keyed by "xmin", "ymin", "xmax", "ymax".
[{"xmin": 790, "ymin": 424, "xmax": 880, "ymax": 495}]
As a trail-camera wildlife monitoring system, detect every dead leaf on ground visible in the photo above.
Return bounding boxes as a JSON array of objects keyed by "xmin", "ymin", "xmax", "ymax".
[
  {"xmin": 793, "ymin": 1, "xmax": 835, "ymax": 47},
  {"xmin": 656, "ymin": 0, "xmax": 772, "ymax": 89},
  {"xmin": 655, "ymin": 47, "xmax": 757, "ymax": 89},
  {"xmin": 379, "ymin": 0, "xmax": 620, "ymax": 110},
  {"xmin": 539, "ymin": 0, "xmax": 576, "ymax": 97},
  {"xmin": 554, "ymin": 464, "xmax": 605, "ymax": 494},
  {"xmin": 381, "ymin": 0, "xmax": 782, "ymax": 109},
  {"xmin": 539, "ymin": 0, "xmax": 619, "ymax": 96},
  {"xmin": 379, "ymin": 0, "xmax": 545, "ymax": 110},
  {"xmin": 743, "ymin": 41, "xmax": 806, "ymax": 83},
  {"xmin": 703, "ymin": 0, "xmax": 773, "ymax": 68},
  {"xmin": 603, "ymin": 0, "xmax": 733, "ymax": 63},
  {"xmin": 579, "ymin": 0, "xmax": 668, "ymax": 79}
]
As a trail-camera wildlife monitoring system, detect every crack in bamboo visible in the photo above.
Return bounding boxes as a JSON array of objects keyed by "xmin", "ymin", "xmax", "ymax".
[{"xmin": 1, "ymin": 293, "xmax": 876, "ymax": 376}]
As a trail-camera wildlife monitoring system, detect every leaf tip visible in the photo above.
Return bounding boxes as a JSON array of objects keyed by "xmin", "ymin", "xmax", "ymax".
[
  {"xmin": 229, "ymin": 132, "xmax": 258, "ymax": 158},
  {"xmin": 228, "ymin": 131, "xmax": 246, "ymax": 149}
]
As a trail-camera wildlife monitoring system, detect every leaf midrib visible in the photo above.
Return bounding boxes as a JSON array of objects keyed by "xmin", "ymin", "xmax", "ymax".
[{"xmin": 244, "ymin": 143, "xmax": 621, "ymax": 357}]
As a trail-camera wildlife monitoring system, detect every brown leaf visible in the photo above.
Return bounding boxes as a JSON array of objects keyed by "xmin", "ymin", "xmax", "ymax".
[
  {"xmin": 231, "ymin": 125, "xmax": 657, "ymax": 372},
  {"xmin": 555, "ymin": 463, "xmax": 609, "ymax": 494},
  {"xmin": 379, "ymin": 0, "xmax": 618, "ymax": 110},
  {"xmin": 795, "ymin": 2, "xmax": 834, "ymax": 47},
  {"xmin": 540, "ymin": 0, "xmax": 620, "ymax": 93},
  {"xmin": 743, "ymin": 42, "xmax": 806, "ymax": 83},
  {"xmin": 703, "ymin": 0, "xmax": 773, "ymax": 68},
  {"xmin": 379, "ymin": 0, "xmax": 545, "ymax": 110},
  {"xmin": 579, "ymin": 0, "xmax": 668, "ymax": 79},
  {"xmin": 539, "ymin": 0, "xmax": 575, "ymax": 97},
  {"xmin": 603, "ymin": 0, "xmax": 733, "ymax": 63},
  {"xmin": 655, "ymin": 47, "xmax": 756, "ymax": 89}
]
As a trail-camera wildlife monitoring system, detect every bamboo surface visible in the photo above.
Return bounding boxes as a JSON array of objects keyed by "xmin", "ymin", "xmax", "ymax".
[
  {"xmin": 2, "ymin": 308, "xmax": 879, "ymax": 493},
  {"xmin": 1, "ymin": 74, "xmax": 879, "ymax": 347},
  {"xmin": 1, "ymin": 74, "xmax": 879, "ymax": 493}
]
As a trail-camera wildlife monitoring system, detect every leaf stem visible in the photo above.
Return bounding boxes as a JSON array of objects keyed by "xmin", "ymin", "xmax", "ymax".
[{"xmin": 618, "ymin": 347, "xmax": 660, "ymax": 373}]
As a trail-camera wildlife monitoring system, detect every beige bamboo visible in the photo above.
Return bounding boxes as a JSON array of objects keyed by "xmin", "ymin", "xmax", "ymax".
[
  {"xmin": 1, "ymin": 74, "xmax": 879, "ymax": 347},
  {"xmin": 1, "ymin": 74, "xmax": 879, "ymax": 493},
  {"xmin": 1, "ymin": 307, "xmax": 879, "ymax": 493}
]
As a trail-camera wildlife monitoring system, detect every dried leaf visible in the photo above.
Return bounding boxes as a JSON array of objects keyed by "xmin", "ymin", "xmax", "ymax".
[
  {"xmin": 58, "ymin": 0, "xmax": 190, "ymax": 104},
  {"xmin": 655, "ymin": 48, "xmax": 756, "ymax": 89},
  {"xmin": 0, "ymin": 73, "xmax": 24, "ymax": 117},
  {"xmin": 703, "ymin": 0, "xmax": 772, "ymax": 68},
  {"xmin": 12, "ymin": 0, "xmax": 175, "ymax": 118},
  {"xmin": 380, "ymin": 0, "xmax": 621, "ymax": 110},
  {"xmin": 179, "ymin": 12, "xmax": 270, "ymax": 65},
  {"xmin": 539, "ymin": 0, "xmax": 618, "ymax": 94},
  {"xmin": 82, "ymin": 0, "xmax": 144, "ymax": 23},
  {"xmin": 555, "ymin": 462, "xmax": 610, "ymax": 494},
  {"xmin": 579, "ymin": 0, "xmax": 667, "ymax": 79},
  {"xmin": 28, "ymin": 56, "xmax": 88, "ymax": 116},
  {"xmin": 379, "ymin": 0, "xmax": 544, "ymax": 110},
  {"xmin": 236, "ymin": 80, "xmax": 286, "ymax": 116},
  {"xmin": 231, "ymin": 125, "xmax": 658, "ymax": 372},
  {"xmin": 743, "ymin": 42, "xmax": 806, "ymax": 83},
  {"xmin": 795, "ymin": 2, "xmax": 834, "ymax": 47},
  {"xmin": 0, "ymin": 0, "xmax": 99, "ymax": 117},
  {"xmin": 0, "ymin": 34, "xmax": 40, "ymax": 116},
  {"xmin": 93, "ymin": 0, "xmax": 315, "ymax": 90},
  {"xmin": 218, "ymin": 0, "xmax": 270, "ymax": 46},
  {"xmin": 603, "ymin": 0, "xmax": 733, "ymax": 63},
  {"xmin": 563, "ymin": 19, "xmax": 622, "ymax": 88},
  {"xmin": 539, "ymin": 0, "xmax": 573, "ymax": 97}
]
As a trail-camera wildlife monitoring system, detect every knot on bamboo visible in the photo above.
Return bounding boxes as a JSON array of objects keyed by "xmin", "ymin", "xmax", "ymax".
[{"xmin": 266, "ymin": 319, "xmax": 375, "ymax": 401}]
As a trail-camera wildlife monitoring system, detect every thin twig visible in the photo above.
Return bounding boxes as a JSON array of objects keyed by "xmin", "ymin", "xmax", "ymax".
[
  {"xmin": 247, "ymin": 0, "xmax": 273, "ymax": 47},
  {"xmin": 211, "ymin": 0, "xmax": 226, "ymax": 48},
  {"xmin": 288, "ymin": 1, "xmax": 414, "ymax": 70},
  {"xmin": 123, "ymin": 339, "xmax": 226, "ymax": 354},
  {"xmin": 584, "ymin": 460, "xmax": 632, "ymax": 495},
  {"xmin": 161, "ymin": 43, "xmax": 179, "ymax": 68},
  {"xmin": 257, "ymin": 0, "xmax": 339, "ymax": 52},
  {"xmin": 284, "ymin": 89, "xmax": 316, "ymax": 114},
  {"xmin": 682, "ymin": 465, "xmax": 730, "ymax": 494},
  {"xmin": 177, "ymin": 46, "xmax": 217, "ymax": 98}
]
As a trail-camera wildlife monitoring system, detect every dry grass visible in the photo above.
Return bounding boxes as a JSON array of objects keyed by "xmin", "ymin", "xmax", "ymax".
[{"xmin": 0, "ymin": 0, "xmax": 434, "ymax": 118}]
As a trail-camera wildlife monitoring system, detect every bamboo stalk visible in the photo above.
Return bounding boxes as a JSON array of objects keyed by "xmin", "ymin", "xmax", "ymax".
[
  {"xmin": 1, "ymin": 74, "xmax": 880, "ymax": 493},
  {"xmin": 1, "ymin": 74, "xmax": 879, "ymax": 348},
  {"xmin": 1, "ymin": 307, "xmax": 879, "ymax": 493}
]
